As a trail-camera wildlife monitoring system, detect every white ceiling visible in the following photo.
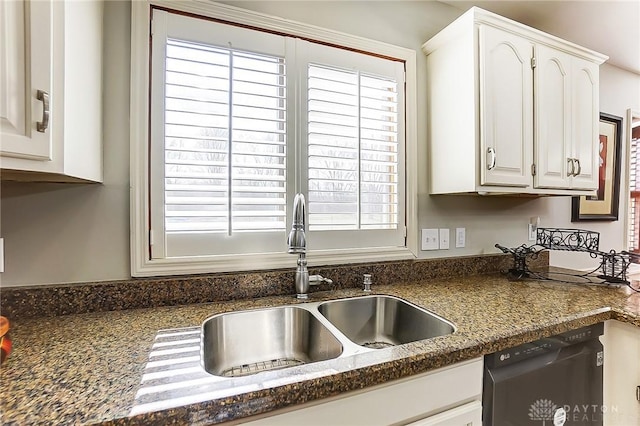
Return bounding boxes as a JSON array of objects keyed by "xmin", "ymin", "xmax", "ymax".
[{"xmin": 441, "ymin": 0, "xmax": 640, "ymax": 74}]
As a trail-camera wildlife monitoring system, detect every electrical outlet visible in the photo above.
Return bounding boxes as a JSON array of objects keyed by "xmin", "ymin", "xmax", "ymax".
[
  {"xmin": 439, "ymin": 228, "xmax": 450, "ymax": 249},
  {"xmin": 421, "ymin": 229, "xmax": 439, "ymax": 250},
  {"xmin": 456, "ymin": 228, "xmax": 466, "ymax": 248},
  {"xmin": 528, "ymin": 216, "xmax": 540, "ymax": 241}
]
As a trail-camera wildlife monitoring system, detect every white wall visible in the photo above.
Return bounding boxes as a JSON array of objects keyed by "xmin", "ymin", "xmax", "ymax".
[{"xmin": 0, "ymin": 1, "xmax": 637, "ymax": 286}]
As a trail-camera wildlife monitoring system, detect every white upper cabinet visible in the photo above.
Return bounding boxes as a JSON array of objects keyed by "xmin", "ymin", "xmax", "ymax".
[
  {"xmin": 534, "ymin": 44, "xmax": 572, "ymax": 189},
  {"xmin": 570, "ymin": 57, "xmax": 600, "ymax": 190},
  {"xmin": 0, "ymin": 0, "xmax": 103, "ymax": 183},
  {"xmin": 0, "ymin": 0, "xmax": 52, "ymax": 161},
  {"xmin": 535, "ymin": 45, "xmax": 599, "ymax": 191},
  {"xmin": 479, "ymin": 25, "xmax": 533, "ymax": 188},
  {"xmin": 423, "ymin": 7, "xmax": 607, "ymax": 196}
]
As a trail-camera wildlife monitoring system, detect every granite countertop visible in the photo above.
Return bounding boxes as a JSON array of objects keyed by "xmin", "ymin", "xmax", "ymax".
[{"xmin": 1, "ymin": 273, "xmax": 639, "ymax": 425}]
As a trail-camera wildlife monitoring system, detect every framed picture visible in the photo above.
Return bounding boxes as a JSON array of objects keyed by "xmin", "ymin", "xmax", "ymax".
[{"xmin": 571, "ymin": 112, "xmax": 623, "ymax": 221}]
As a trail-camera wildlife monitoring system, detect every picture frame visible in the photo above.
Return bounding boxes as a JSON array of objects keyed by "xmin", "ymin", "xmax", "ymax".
[{"xmin": 571, "ymin": 112, "xmax": 623, "ymax": 221}]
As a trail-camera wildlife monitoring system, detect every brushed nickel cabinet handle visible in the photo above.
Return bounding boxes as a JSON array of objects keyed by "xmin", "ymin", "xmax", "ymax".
[
  {"xmin": 574, "ymin": 159, "xmax": 581, "ymax": 176},
  {"xmin": 567, "ymin": 158, "xmax": 575, "ymax": 177},
  {"xmin": 36, "ymin": 90, "xmax": 49, "ymax": 133},
  {"xmin": 487, "ymin": 147, "xmax": 496, "ymax": 170}
]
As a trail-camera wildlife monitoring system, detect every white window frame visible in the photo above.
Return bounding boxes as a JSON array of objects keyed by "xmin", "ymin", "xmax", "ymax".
[
  {"xmin": 130, "ymin": 0, "xmax": 418, "ymax": 277},
  {"xmin": 626, "ymin": 108, "xmax": 640, "ymax": 254}
]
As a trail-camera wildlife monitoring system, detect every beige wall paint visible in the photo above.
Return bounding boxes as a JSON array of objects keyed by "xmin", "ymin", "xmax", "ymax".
[{"xmin": 0, "ymin": 1, "xmax": 637, "ymax": 286}]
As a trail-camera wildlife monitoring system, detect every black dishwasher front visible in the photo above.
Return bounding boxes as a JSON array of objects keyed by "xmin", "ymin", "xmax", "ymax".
[{"xmin": 483, "ymin": 323, "xmax": 604, "ymax": 426}]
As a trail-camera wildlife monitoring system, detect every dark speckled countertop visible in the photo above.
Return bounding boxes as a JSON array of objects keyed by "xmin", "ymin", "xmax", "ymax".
[{"xmin": 1, "ymin": 273, "xmax": 639, "ymax": 425}]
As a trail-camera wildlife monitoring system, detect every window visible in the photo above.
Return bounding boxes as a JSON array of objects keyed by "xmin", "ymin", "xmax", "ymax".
[{"xmin": 131, "ymin": 1, "xmax": 417, "ymax": 276}]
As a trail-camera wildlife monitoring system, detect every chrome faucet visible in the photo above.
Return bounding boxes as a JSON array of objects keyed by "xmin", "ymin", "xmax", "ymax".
[
  {"xmin": 288, "ymin": 193, "xmax": 309, "ymax": 299},
  {"xmin": 287, "ymin": 193, "xmax": 332, "ymax": 299}
]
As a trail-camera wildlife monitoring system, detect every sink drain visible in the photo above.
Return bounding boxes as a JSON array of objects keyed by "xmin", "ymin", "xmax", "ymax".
[{"xmin": 221, "ymin": 358, "xmax": 305, "ymax": 377}]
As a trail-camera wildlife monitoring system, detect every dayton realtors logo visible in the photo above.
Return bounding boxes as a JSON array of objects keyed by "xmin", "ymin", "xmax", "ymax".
[
  {"xmin": 529, "ymin": 399, "xmax": 566, "ymax": 425},
  {"xmin": 529, "ymin": 399, "xmax": 614, "ymax": 424}
]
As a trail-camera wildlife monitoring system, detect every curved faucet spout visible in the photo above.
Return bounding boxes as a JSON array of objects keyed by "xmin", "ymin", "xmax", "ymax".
[{"xmin": 288, "ymin": 193, "xmax": 308, "ymax": 298}]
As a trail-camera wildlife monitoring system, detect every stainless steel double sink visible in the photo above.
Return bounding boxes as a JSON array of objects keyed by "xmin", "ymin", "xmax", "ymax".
[{"xmin": 201, "ymin": 295, "xmax": 455, "ymax": 378}]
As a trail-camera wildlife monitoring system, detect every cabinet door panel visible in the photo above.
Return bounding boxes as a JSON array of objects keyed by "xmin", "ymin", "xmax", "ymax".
[
  {"xmin": 602, "ymin": 320, "xmax": 640, "ymax": 425},
  {"xmin": 0, "ymin": 0, "xmax": 52, "ymax": 161},
  {"xmin": 245, "ymin": 359, "xmax": 483, "ymax": 425},
  {"xmin": 534, "ymin": 45, "xmax": 572, "ymax": 189},
  {"xmin": 479, "ymin": 25, "xmax": 533, "ymax": 188},
  {"xmin": 0, "ymin": 0, "xmax": 27, "ymax": 139},
  {"xmin": 571, "ymin": 58, "xmax": 599, "ymax": 190}
]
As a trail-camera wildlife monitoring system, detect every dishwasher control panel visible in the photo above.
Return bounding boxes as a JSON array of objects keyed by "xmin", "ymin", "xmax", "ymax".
[{"xmin": 486, "ymin": 323, "xmax": 604, "ymax": 368}]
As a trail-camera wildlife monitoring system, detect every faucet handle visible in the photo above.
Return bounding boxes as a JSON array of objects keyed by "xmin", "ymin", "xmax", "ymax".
[{"xmin": 309, "ymin": 274, "xmax": 333, "ymax": 286}]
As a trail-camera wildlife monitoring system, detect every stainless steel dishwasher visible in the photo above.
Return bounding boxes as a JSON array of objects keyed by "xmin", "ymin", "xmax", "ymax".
[{"xmin": 483, "ymin": 323, "xmax": 604, "ymax": 425}]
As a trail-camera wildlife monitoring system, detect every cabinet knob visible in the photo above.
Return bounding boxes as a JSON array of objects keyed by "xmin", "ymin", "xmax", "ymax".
[
  {"xmin": 36, "ymin": 90, "xmax": 50, "ymax": 133},
  {"xmin": 487, "ymin": 147, "xmax": 496, "ymax": 170}
]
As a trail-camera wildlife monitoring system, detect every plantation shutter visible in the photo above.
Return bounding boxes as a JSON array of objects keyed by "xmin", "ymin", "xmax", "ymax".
[
  {"xmin": 629, "ymin": 124, "xmax": 640, "ymax": 253},
  {"xmin": 302, "ymin": 42, "xmax": 406, "ymax": 250},
  {"xmin": 150, "ymin": 10, "xmax": 291, "ymax": 258},
  {"xmin": 149, "ymin": 9, "xmax": 406, "ymax": 260},
  {"xmin": 307, "ymin": 64, "xmax": 400, "ymax": 231},
  {"xmin": 164, "ymin": 40, "xmax": 287, "ymax": 233}
]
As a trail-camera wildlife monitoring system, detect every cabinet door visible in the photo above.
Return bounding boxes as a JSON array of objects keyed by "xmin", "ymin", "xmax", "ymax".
[
  {"xmin": 0, "ymin": 0, "xmax": 52, "ymax": 160},
  {"xmin": 478, "ymin": 25, "xmax": 533, "ymax": 188},
  {"xmin": 407, "ymin": 401, "xmax": 482, "ymax": 426},
  {"xmin": 602, "ymin": 320, "xmax": 640, "ymax": 425},
  {"xmin": 534, "ymin": 44, "xmax": 572, "ymax": 189},
  {"xmin": 571, "ymin": 57, "xmax": 599, "ymax": 190},
  {"xmin": 244, "ymin": 358, "xmax": 483, "ymax": 426}
]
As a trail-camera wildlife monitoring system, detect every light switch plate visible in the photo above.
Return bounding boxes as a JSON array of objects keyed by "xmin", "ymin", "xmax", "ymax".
[
  {"xmin": 455, "ymin": 228, "xmax": 466, "ymax": 248},
  {"xmin": 439, "ymin": 228, "xmax": 450, "ymax": 249},
  {"xmin": 421, "ymin": 229, "xmax": 439, "ymax": 250},
  {"xmin": 528, "ymin": 216, "xmax": 540, "ymax": 241}
]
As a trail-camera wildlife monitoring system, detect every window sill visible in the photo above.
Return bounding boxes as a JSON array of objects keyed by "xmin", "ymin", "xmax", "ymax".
[{"xmin": 132, "ymin": 246, "xmax": 416, "ymax": 277}]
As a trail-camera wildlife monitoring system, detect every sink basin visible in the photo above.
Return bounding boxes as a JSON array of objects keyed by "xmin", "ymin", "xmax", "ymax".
[
  {"xmin": 200, "ymin": 295, "xmax": 455, "ymax": 378},
  {"xmin": 318, "ymin": 295, "xmax": 455, "ymax": 348},
  {"xmin": 201, "ymin": 306, "xmax": 343, "ymax": 377}
]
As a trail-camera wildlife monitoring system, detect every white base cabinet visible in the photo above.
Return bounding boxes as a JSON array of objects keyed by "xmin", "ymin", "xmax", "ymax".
[
  {"xmin": 602, "ymin": 320, "xmax": 640, "ymax": 426},
  {"xmin": 422, "ymin": 7, "xmax": 606, "ymax": 196},
  {"xmin": 407, "ymin": 401, "xmax": 481, "ymax": 426},
  {"xmin": 0, "ymin": 0, "xmax": 103, "ymax": 183},
  {"xmin": 243, "ymin": 358, "xmax": 483, "ymax": 426}
]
